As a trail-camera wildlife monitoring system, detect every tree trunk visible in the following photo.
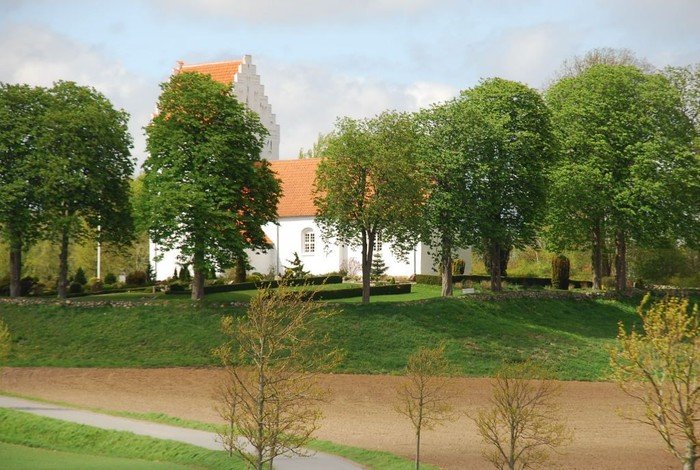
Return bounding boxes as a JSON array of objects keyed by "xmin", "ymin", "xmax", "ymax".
[
  {"xmin": 615, "ymin": 229, "xmax": 627, "ymax": 294},
  {"xmin": 57, "ymin": 229, "xmax": 70, "ymax": 299},
  {"xmin": 490, "ymin": 242, "xmax": 502, "ymax": 292},
  {"xmin": 191, "ymin": 250, "xmax": 205, "ymax": 300},
  {"xmin": 9, "ymin": 237, "xmax": 22, "ymax": 298},
  {"xmin": 441, "ymin": 244, "xmax": 453, "ymax": 297},
  {"xmin": 591, "ymin": 222, "xmax": 603, "ymax": 290},
  {"xmin": 415, "ymin": 427, "xmax": 421, "ymax": 470},
  {"xmin": 234, "ymin": 253, "xmax": 246, "ymax": 283},
  {"xmin": 683, "ymin": 441, "xmax": 696, "ymax": 470},
  {"xmin": 361, "ymin": 230, "xmax": 374, "ymax": 305},
  {"xmin": 602, "ymin": 251, "xmax": 613, "ymax": 277}
]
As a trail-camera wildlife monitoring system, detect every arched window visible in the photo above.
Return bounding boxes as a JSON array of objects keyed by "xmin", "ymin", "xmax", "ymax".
[
  {"xmin": 302, "ymin": 228, "xmax": 316, "ymax": 254},
  {"xmin": 374, "ymin": 235, "xmax": 382, "ymax": 252}
]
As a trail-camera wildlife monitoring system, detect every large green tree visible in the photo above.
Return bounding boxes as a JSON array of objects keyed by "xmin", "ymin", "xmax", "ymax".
[
  {"xmin": 314, "ymin": 111, "xmax": 425, "ymax": 304},
  {"xmin": 546, "ymin": 65, "xmax": 699, "ymax": 291},
  {"xmin": 450, "ymin": 78, "xmax": 555, "ymax": 291},
  {"xmin": 415, "ymin": 103, "xmax": 475, "ymax": 296},
  {"xmin": 41, "ymin": 81, "xmax": 135, "ymax": 298},
  {"xmin": 0, "ymin": 83, "xmax": 49, "ymax": 297},
  {"xmin": 143, "ymin": 72, "xmax": 281, "ymax": 300}
]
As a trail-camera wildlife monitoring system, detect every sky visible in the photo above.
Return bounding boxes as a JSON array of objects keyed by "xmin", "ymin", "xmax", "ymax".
[{"xmin": 1, "ymin": 0, "xmax": 699, "ymax": 167}]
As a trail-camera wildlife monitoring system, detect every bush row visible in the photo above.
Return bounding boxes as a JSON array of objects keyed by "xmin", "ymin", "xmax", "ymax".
[
  {"xmin": 170, "ymin": 282, "xmax": 412, "ymax": 300},
  {"xmin": 201, "ymin": 275, "xmax": 343, "ymax": 294},
  {"xmin": 414, "ymin": 274, "xmax": 592, "ymax": 289}
]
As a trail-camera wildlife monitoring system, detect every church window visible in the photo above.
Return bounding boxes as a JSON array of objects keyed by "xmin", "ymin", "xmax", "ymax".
[{"xmin": 302, "ymin": 229, "xmax": 315, "ymax": 254}]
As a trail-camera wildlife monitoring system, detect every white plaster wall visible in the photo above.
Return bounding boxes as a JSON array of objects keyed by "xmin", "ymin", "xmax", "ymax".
[
  {"xmin": 151, "ymin": 220, "xmax": 473, "ymax": 281},
  {"xmin": 150, "ymin": 240, "xmax": 188, "ymax": 281},
  {"xmin": 233, "ymin": 55, "xmax": 280, "ymax": 160}
]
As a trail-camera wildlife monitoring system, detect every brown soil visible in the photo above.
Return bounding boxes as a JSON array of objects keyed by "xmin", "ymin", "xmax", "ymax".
[{"xmin": 1, "ymin": 367, "xmax": 676, "ymax": 469}]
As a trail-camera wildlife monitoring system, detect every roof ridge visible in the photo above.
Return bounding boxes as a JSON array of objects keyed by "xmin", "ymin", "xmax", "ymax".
[{"xmin": 180, "ymin": 59, "xmax": 243, "ymax": 67}]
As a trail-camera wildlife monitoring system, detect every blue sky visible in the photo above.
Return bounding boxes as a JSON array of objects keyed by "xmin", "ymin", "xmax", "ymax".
[{"xmin": 1, "ymin": 0, "xmax": 699, "ymax": 164}]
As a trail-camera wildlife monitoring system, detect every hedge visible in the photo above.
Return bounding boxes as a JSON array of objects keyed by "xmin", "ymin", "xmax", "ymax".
[
  {"xmin": 306, "ymin": 283, "xmax": 411, "ymax": 300},
  {"xmin": 169, "ymin": 282, "xmax": 412, "ymax": 300},
  {"xmin": 202, "ymin": 275, "xmax": 343, "ymax": 294},
  {"xmin": 415, "ymin": 274, "xmax": 592, "ymax": 289}
]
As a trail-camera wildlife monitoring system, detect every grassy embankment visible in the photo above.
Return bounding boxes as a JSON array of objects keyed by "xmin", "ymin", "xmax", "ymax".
[
  {"xmin": 0, "ymin": 408, "xmax": 241, "ymax": 469},
  {"xmin": 0, "ymin": 400, "xmax": 432, "ymax": 470},
  {"xmin": 0, "ymin": 289, "xmax": 661, "ymax": 380}
]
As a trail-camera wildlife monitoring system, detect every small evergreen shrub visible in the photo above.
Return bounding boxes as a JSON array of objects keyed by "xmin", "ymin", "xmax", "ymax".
[
  {"xmin": 74, "ymin": 267, "xmax": 88, "ymax": 286},
  {"xmin": 68, "ymin": 281, "xmax": 83, "ymax": 294},
  {"xmin": 371, "ymin": 252, "xmax": 388, "ymax": 281},
  {"xmin": 551, "ymin": 255, "xmax": 570, "ymax": 290},
  {"xmin": 126, "ymin": 270, "xmax": 148, "ymax": 286},
  {"xmin": 88, "ymin": 277, "xmax": 104, "ymax": 293},
  {"xmin": 104, "ymin": 272, "xmax": 117, "ymax": 285},
  {"xmin": 178, "ymin": 266, "xmax": 191, "ymax": 282},
  {"xmin": 284, "ymin": 252, "xmax": 309, "ymax": 278}
]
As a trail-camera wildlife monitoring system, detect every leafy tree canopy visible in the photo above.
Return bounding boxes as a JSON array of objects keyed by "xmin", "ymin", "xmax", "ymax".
[{"xmin": 143, "ymin": 72, "xmax": 281, "ymax": 297}]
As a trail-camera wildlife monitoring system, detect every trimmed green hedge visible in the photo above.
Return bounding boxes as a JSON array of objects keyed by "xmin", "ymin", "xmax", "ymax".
[
  {"xmin": 415, "ymin": 274, "xmax": 592, "ymax": 289},
  {"xmin": 202, "ymin": 275, "xmax": 343, "ymax": 294},
  {"xmin": 306, "ymin": 283, "xmax": 411, "ymax": 300}
]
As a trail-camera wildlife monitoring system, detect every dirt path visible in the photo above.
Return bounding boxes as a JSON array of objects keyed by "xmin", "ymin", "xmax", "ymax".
[{"xmin": 1, "ymin": 367, "xmax": 676, "ymax": 469}]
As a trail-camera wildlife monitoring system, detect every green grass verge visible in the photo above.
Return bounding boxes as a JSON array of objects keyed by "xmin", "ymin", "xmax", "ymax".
[
  {"xmin": 0, "ymin": 408, "xmax": 244, "ymax": 469},
  {"xmin": 0, "ymin": 393, "xmax": 434, "ymax": 470},
  {"xmin": 0, "ymin": 294, "xmax": 659, "ymax": 379},
  {"xmin": 0, "ymin": 441, "xmax": 186, "ymax": 469}
]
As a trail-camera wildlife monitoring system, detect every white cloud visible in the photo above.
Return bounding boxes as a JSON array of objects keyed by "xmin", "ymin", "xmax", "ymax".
[
  {"xmin": 259, "ymin": 60, "xmax": 457, "ymax": 157},
  {"xmin": 154, "ymin": 0, "xmax": 448, "ymax": 24},
  {"xmin": 471, "ymin": 23, "xmax": 582, "ymax": 88},
  {"xmin": 0, "ymin": 24, "xmax": 157, "ymax": 170}
]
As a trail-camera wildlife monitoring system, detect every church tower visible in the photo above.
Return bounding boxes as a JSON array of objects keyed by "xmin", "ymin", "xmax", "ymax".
[{"xmin": 175, "ymin": 55, "xmax": 280, "ymax": 160}]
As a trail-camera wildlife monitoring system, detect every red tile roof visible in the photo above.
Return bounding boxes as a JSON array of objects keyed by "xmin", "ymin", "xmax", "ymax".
[
  {"xmin": 269, "ymin": 158, "xmax": 319, "ymax": 218},
  {"xmin": 177, "ymin": 60, "xmax": 242, "ymax": 85}
]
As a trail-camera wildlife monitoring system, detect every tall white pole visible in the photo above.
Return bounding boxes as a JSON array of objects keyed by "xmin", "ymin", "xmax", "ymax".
[{"xmin": 96, "ymin": 225, "xmax": 101, "ymax": 279}]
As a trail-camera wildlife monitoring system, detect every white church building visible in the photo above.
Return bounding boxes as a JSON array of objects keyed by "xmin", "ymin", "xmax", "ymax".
[{"xmin": 150, "ymin": 55, "xmax": 471, "ymax": 281}]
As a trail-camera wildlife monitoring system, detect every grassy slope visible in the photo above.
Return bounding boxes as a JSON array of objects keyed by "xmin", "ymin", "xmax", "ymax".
[
  {"xmin": 0, "ymin": 394, "xmax": 434, "ymax": 470},
  {"xmin": 0, "ymin": 408, "xmax": 243, "ymax": 469},
  {"xmin": 0, "ymin": 294, "xmax": 648, "ymax": 380},
  {"xmin": 0, "ymin": 441, "xmax": 185, "ymax": 470}
]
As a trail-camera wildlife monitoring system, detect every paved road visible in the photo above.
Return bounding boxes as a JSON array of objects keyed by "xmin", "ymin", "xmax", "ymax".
[{"xmin": 0, "ymin": 395, "xmax": 362, "ymax": 470}]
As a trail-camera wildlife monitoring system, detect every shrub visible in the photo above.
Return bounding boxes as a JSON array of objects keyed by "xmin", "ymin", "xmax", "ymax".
[
  {"xmin": 370, "ymin": 252, "xmax": 388, "ymax": 281},
  {"xmin": 104, "ymin": 272, "xmax": 117, "ymax": 285},
  {"xmin": 167, "ymin": 282, "xmax": 187, "ymax": 293},
  {"xmin": 19, "ymin": 276, "xmax": 37, "ymax": 296},
  {"xmin": 74, "ymin": 267, "xmax": 88, "ymax": 286},
  {"xmin": 551, "ymin": 255, "xmax": 570, "ymax": 290},
  {"xmin": 68, "ymin": 281, "xmax": 83, "ymax": 294},
  {"xmin": 178, "ymin": 266, "xmax": 191, "ymax": 282},
  {"xmin": 452, "ymin": 258, "xmax": 466, "ymax": 275},
  {"xmin": 88, "ymin": 277, "xmax": 104, "ymax": 293},
  {"xmin": 601, "ymin": 276, "xmax": 617, "ymax": 291},
  {"xmin": 126, "ymin": 270, "xmax": 148, "ymax": 286},
  {"xmin": 283, "ymin": 252, "xmax": 309, "ymax": 279}
]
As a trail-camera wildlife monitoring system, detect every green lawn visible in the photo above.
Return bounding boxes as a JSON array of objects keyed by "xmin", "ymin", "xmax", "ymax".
[
  {"xmin": 0, "ymin": 294, "xmax": 660, "ymax": 380},
  {"xmin": 0, "ymin": 441, "xmax": 186, "ymax": 469},
  {"xmin": 0, "ymin": 408, "xmax": 244, "ymax": 469}
]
